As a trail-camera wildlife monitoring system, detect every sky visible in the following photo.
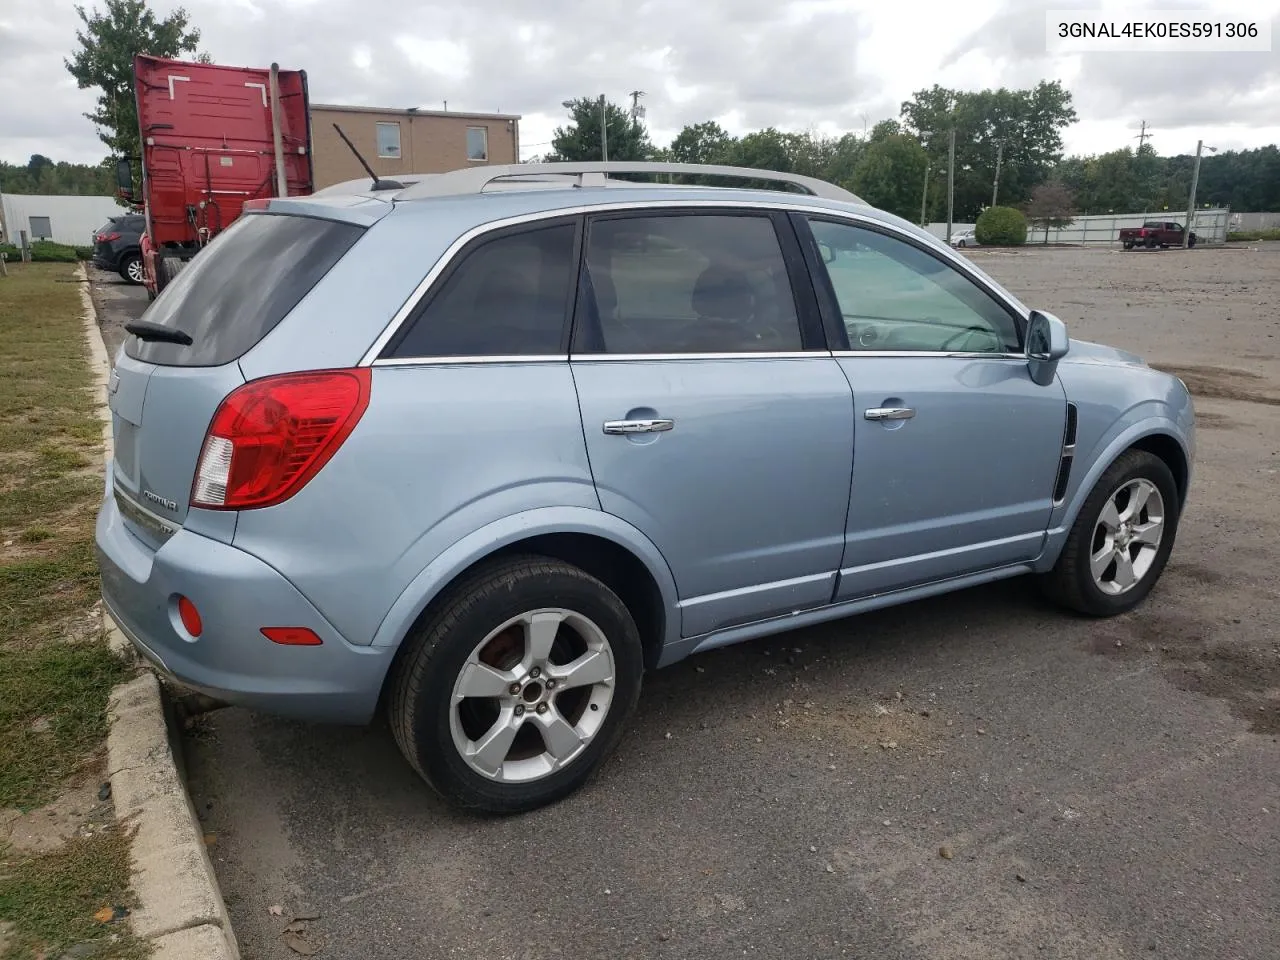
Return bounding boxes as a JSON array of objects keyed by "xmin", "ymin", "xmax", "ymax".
[{"xmin": 1, "ymin": 0, "xmax": 1278, "ymax": 166}]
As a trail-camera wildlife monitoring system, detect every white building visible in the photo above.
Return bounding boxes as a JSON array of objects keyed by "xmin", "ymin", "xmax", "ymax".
[{"xmin": 0, "ymin": 193, "xmax": 125, "ymax": 246}]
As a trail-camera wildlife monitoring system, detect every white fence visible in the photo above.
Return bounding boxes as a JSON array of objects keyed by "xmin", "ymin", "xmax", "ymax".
[
  {"xmin": 926, "ymin": 208, "xmax": 1232, "ymax": 246},
  {"xmin": 1230, "ymin": 211, "xmax": 1280, "ymax": 233},
  {"xmin": 0, "ymin": 193, "xmax": 124, "ymax": 247}
]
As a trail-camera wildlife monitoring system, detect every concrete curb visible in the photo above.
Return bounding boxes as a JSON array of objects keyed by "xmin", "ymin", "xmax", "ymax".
[{"xmin": 79, "ymin": 265, "xmax": 240, "ymax": 960}]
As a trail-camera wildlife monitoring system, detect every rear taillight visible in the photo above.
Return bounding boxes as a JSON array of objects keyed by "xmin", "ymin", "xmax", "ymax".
[
  {"xmin": 100, "ymin": 232, "xmax": 121, "ymax": 242},
  {"xmin": 191, "ymin": 368, "xmax": 371, "ymax": 510}
]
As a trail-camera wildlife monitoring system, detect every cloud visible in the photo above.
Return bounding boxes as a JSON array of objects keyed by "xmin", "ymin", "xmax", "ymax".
[{"xmin": 1, "ymin": 0, "xmax": 1277, "ymax": 167}]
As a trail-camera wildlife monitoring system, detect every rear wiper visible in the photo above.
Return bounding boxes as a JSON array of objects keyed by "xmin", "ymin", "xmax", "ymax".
[{"xmin": 125, "ymin": 320, "xmax": 193, "ymax": 345}]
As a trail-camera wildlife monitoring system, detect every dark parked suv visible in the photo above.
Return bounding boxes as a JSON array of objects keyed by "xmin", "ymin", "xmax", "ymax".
[{"xmin": 92, "ymin": 214, "xmax": 146, "ymax": 284}]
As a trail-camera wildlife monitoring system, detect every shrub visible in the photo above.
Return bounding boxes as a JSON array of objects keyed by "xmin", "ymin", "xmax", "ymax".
[
  {"xmin": 975, "ymin": 206, "xmax": 1028, "ymax": 246},
  {"xmin": 0, "ymin": 241, "xmax": 90, "ymax": 263}
]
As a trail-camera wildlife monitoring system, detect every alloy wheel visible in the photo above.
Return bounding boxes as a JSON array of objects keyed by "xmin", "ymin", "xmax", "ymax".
[
  {"xmin": 448, "ymin": 608, "xmax": 616, "ymax": 783},
  {"xmin": 1089, "ymin": 478, "xmax": 1165, "ymax": 596}
]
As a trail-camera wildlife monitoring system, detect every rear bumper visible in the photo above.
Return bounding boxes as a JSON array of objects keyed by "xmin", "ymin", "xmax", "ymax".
[{"xmin": 96, "ymin": 484, "xmax": 393, "ymax": 725}]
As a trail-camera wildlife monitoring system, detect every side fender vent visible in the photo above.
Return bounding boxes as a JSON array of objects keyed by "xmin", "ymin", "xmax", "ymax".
[{"xmin": 1052, "ymin": 402, "xmax": 1078, "ymax": 504}]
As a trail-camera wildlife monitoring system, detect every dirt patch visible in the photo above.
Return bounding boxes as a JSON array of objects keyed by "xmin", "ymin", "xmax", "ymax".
[
  {"xmin": 1152, "ymin": 363, "xmax": 1280, "ymax": 406},
  {"xmin": 1192, "ymin": 410, "xmax": 1236, "ymax": 429},
  {"xmin": 1086, "ymin": 612, "xmax": 1280, "ymax": 735},
  {"xmin": 0, "ymin": 781, "xmax": 112, "ymax": 855},
  {"xmin": 773, "ymin": 697, "xmax": 937, "ymax": 751}
]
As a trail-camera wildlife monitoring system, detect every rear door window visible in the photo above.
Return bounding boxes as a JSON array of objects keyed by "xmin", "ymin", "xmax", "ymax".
[
  {"xmin": 384, "ymin": 219, "xmax": 578, "ymax": 359},
  {"xmin": 126, "ymin": 213, "xmax": 364, "ymax": 367}
]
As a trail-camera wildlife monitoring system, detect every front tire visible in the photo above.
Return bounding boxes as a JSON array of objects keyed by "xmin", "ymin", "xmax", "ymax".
[
  {"xmin": 389, "ymin": 556, "xmax": 644, "ymax": 814},
  {"xmin": 1041, "ymin": 450, "xmax": 1180, "ymax": 616}
]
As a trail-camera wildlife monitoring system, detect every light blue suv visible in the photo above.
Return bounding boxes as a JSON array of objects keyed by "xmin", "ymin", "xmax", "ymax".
[{"xmin": 97, "ymin": 161, "xmax": 1195, "ymax": 813}]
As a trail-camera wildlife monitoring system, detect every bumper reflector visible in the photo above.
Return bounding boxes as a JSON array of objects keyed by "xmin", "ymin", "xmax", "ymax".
[
  {"xmin": 261, "ymin": 627, "xmax": 323, "ymax": 646},
  {"xmin": 177, "ymin": 596, "xmax": 202, "ymax": 637}
]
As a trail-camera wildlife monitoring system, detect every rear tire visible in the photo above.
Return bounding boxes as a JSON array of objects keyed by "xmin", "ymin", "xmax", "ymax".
[
  {"xmin": 388, "ymin": 555, "xmax": 644, "ymax": 814},
  {"xmin": 1122, "ymin": 242, "xmax": 1133, "ymax": 250},
  {"xmin": 1040, "ymin": 450, "xmax": 1180, "ymax": 617}
]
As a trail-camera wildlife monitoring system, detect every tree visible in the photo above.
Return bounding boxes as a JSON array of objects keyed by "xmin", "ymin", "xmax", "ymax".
[
  {"xmin": 0, "ymin": 158, "xmax": 114, "ymax": 196},
  {"xmin": 27, "ymin": 155, "xmax": 54, "ymax": 181},
  {"xmin": 851, "ymin": 134, "xmax": 928, "ymax": 220},
  {"xmin": 669, "ymin": 121, "xmax": 734, "ymax": 165},
  {"xmin": 1023, "ymin": 180, "xmax": 1076, "ymax": 242},
  {"xmin": 64, "ymin": 0, "xmax": 205, "ymax": 167},
  {"xmin": 548, "ymin": 97, "xmax": 653, "ymax": 162},
  {"xmin": 899, "ymin": 81, "xmax": 1077, "ymax": 220}
]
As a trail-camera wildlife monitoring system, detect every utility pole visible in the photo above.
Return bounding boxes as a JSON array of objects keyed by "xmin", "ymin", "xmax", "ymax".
[
  {"xmin": 1184, "ymin": 139, "xmax": 1215, "ymax": 248},
  {"xmin": 599, "ymin": 94, "xmax": 608, "ymax": 163},
  {"xmin": 1135, "ymin": 120, "xmax": 1152, "ymax": 150},
  {"xmin": 946, "ymin": 127, "xmax": 956, "ymax": 245},
  {"xmin": 991, "ymin": 141, "xmax": 1004, "ymax": 207},
  {"xmin": 920, "ymin": 162, "xmax": 930, "ymax": 226},
  {"xmin": 628, "ymin": 90, "xmax": 646, "ymax": 132}
]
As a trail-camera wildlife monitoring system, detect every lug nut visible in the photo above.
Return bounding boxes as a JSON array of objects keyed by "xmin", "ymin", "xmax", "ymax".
[
  {"xmin": 536, "ymin": 702, "xmax": 549, "ymax": 715},
  {"xmin": 530, "ymin": 667, "xmax": 542, "ymax": 679},
  {"xmin": 508, "ymin": 682, "xmax": 521, "ymax": 695},
  {"xmin": 514, "ymin": 704, "xmax": 525, "ymax": 717},
  {"xmin": 545, "ymin": 679, "xmax": 557, "ymax": 690}
]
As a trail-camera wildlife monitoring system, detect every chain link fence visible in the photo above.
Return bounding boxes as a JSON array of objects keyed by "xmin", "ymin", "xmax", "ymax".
[{"xmin": 927, "ymin": 207, "xmax": 1232, "ymax": 247}]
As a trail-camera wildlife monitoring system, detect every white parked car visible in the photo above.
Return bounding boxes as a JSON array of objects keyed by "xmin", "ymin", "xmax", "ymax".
[{"xmin": 951, "ymin": 231, "xmax": 978, "ymax": 248}]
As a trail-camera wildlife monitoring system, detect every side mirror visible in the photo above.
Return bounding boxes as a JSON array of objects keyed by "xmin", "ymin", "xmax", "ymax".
[
  {"xmin": 1026, "ymin": 310, "xmax": 1069, "ymax": 386},
  {"xmin": 115, "ymin": 157, "xmax": 134, "ymax": 201}
]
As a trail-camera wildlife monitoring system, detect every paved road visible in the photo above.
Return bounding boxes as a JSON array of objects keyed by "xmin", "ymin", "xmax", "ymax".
[
  {"xmin": 108, "ymin": 246, "xmax": 1279, "ymax": 960},
  {"xmin": 88, "ymin": 265, "xmax": 148, "ymax": 361}
]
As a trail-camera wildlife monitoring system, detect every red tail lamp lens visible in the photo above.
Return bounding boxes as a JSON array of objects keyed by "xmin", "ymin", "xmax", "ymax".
[
  {"xmin": 177, "ymin": 596, "xmax": 203, "ymax": 637},
  {"xmin": 191, "ymin": 368, "xmax": 371, "ymax": 511},
  {"xmin": 261, "ymin": 627, "xmax": 323, "ymax": 646}
]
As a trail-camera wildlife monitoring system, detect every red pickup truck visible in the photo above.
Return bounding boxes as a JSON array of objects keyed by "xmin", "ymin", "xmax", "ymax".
[{"xmin": 1119, "ymin": 221, "xmax": 1197, "ymax": 250}]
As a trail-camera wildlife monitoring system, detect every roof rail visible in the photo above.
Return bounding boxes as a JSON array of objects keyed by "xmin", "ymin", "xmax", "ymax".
[{"xmin": 394, "ymin": 161, "xmax": 864, "ymax": 204}]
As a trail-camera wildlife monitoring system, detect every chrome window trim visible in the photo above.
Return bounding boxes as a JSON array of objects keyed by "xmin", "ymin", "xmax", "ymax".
[
  {"xmin": 357, "ymin": 199, "xmax": 1033, "ymax": 367},
  {"xmin": 831, "ymin": 350, "xmax": 1027, "ymax": 361},
  {"xmin": 372, "ymin": 354, "xmax": 569, "ymax": 367}
]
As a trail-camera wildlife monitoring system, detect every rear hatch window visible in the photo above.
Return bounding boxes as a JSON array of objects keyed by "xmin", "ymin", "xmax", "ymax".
[{"xmin": 126, "ymin": 212, "xmax": 364, "ymax": 368}]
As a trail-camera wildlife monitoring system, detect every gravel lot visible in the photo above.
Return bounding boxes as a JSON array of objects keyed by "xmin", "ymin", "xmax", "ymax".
[{"xmin": 93, "ymin": 245, "xmax": 1280, "ymax": 960}]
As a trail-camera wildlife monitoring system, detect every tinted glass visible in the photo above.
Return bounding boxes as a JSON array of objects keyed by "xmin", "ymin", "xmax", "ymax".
[
  {"xmin": 387, "ymin": 222, "xmax": 575, "ymax": 358},
  {"xmin": 809, "ymin": 219, "xmax": 1020, "ymax": 353},
  {"xmin": 576, "ymin": 214, "xmax": 801, "ymax": 354},
  {"xmin": 467, "ymin": 127, "xmax": 488, "ymax": 161},
  {"xmin": 126, "ymin": 214, "xmax": 364, "ymax": 367}
]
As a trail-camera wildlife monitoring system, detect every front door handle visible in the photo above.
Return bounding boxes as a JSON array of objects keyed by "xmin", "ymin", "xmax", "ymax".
[
  {"xmin": 603, "ymin": 418, "xmax": 675, "ymax": 435},
  {"xmin": 864, "ymin": 406, "xmax": 916, "ymax": 421}
]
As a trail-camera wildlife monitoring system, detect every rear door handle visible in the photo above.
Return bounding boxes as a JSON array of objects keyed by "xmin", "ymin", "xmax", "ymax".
[
  {"xmin": 603, "ymin": 418, "xmax": 674, "ymax": 435},
  {"xmin": 864, "ymin": 407, "xmax": 916, "ymax": 421}
]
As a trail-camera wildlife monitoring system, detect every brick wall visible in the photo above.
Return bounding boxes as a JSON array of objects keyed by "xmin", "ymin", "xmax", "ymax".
[{"xmin": 310, "ymin": 105, "xmax": 520, "ymax": 188}]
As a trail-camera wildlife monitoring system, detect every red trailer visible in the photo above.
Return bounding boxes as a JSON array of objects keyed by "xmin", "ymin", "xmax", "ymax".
[{"xmin": 116, "ymin": 54, "xmax": 314, "ymax": 298}]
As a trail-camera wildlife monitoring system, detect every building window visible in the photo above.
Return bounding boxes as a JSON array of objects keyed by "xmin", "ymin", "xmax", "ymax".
[
  {"xmin": 466, "ymin": 126, "xmax": 488, "ymax": 162},
  {"xmin": 376, "ymin": 122, "xmax": 401, "ymax": 159},
  {"xmin": 28, "ymin": 216, "xmax": 53, "ymax": 240}
]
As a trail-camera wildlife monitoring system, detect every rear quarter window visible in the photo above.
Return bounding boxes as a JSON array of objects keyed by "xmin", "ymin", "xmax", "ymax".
[{"xmin": 126, "ymin": 213, "xmax": 364, "ymax": 367}]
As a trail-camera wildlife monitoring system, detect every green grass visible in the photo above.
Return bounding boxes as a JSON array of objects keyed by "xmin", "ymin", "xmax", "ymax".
[
  {"xmin": 0, "ymin": 828, "xmax": 149, "ymax": 960},
  {"xmin": 0, "ymin": 264, "xmax": 146, "ymax": 958}
]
